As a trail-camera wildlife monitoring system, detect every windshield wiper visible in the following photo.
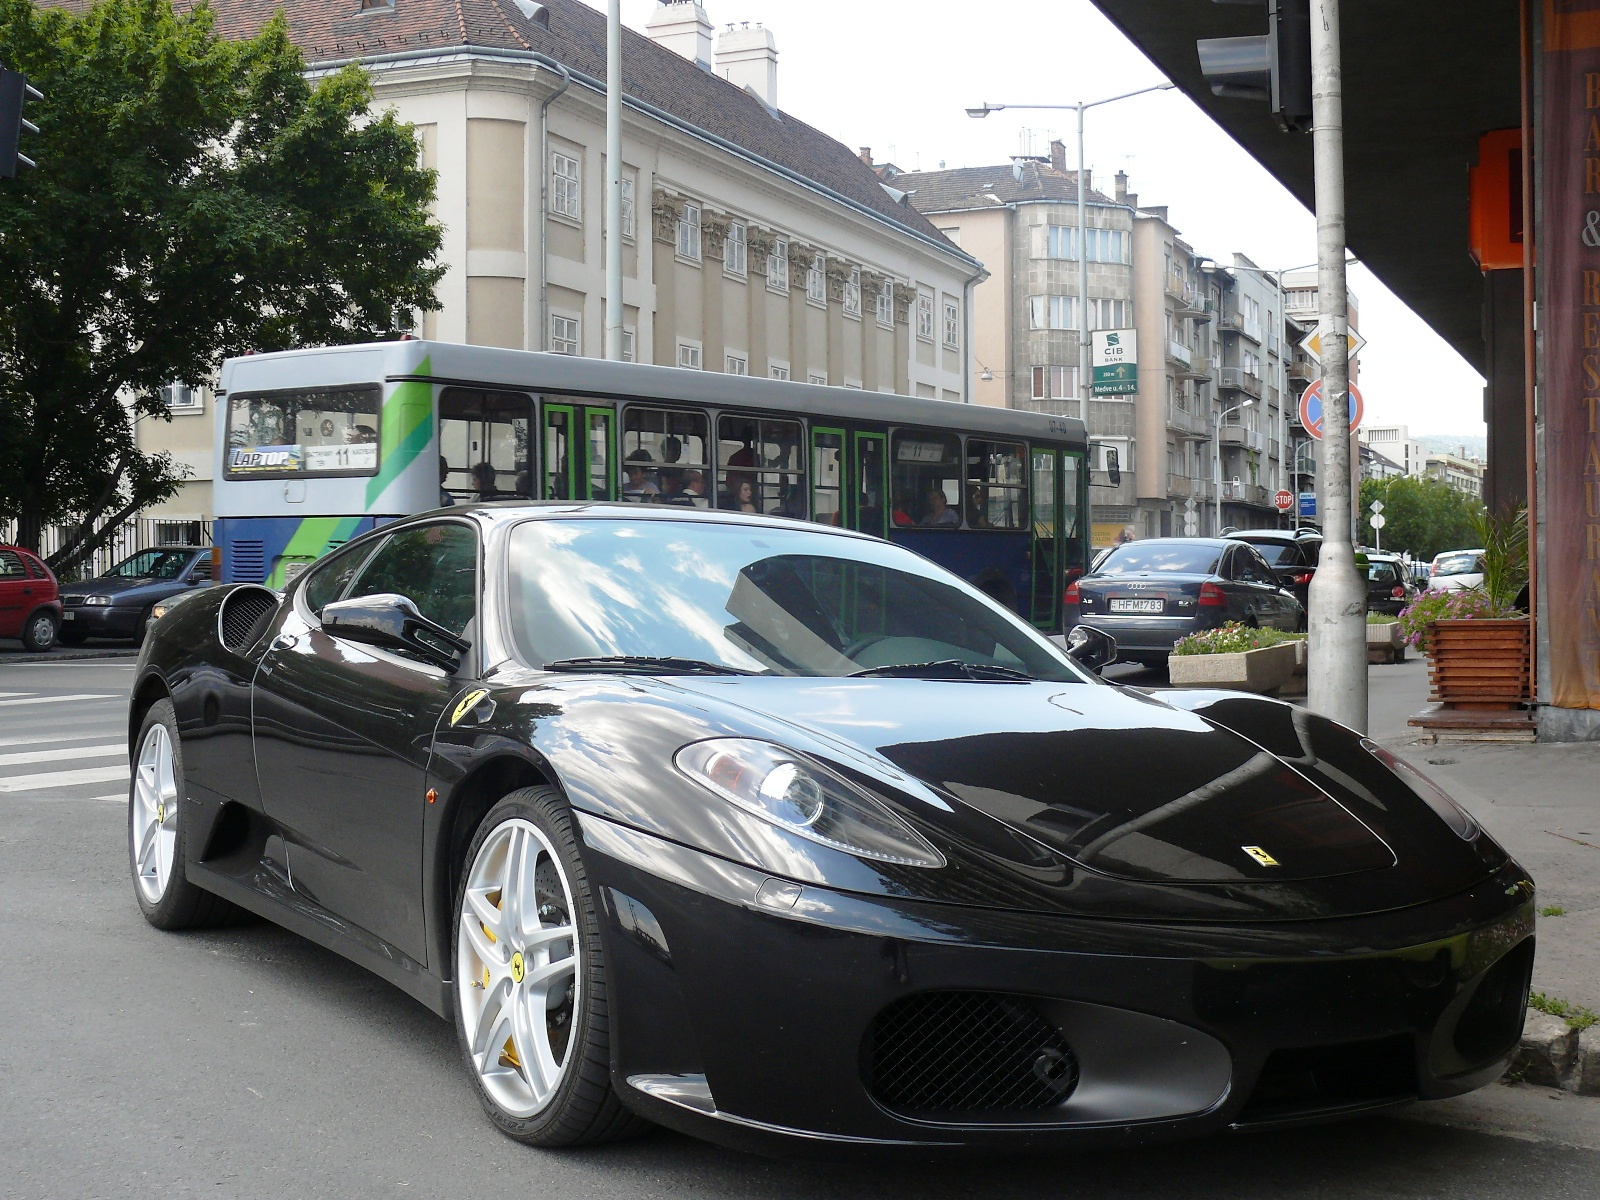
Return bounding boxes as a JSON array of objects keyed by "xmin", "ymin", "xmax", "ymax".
[
  {"xmin": 543, "ymin": 655, "xmax": 759, "ymax": 676},
  {"xmin": 848, "ymin": 659, "xmax": 1035, "ymax": 681}
]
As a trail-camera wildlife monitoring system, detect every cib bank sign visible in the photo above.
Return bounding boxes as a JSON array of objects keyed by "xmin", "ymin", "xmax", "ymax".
[{"xmin": 1092, "ymin": 330, "xmax": 1138, "ymax": 395}]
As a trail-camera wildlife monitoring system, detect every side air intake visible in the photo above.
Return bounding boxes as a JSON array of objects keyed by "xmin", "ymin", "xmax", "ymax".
[{"xmin": 217, "ymin": 585, "xmax": 281, "ymax": 654}]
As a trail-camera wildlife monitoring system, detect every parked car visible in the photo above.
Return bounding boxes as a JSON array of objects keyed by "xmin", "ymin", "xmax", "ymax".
[
  {"xmin": 1427, "ymin": 549, "xmax": 1486, "ymax": 593},
  {"xmin": 0, "ymin": 544, "xmax": 62, "ymax": 651},
  {"xmin": 1067, "ymin": 536, "xmax": 1304, "ymax": 667},
  {"xmin": 129, "ymin": 504, "xmax": 1532, "ymax": 1152},
  {"xmin": 1226, "ymin": 528, "xmax": 1322, "ymax": 611},
  {"xmin": 1365, "ymin": 553, "xmax": 1419, "ymax": 615},
  {"xmin": 58, "ymin": 546, "xmax": 213, "ymax": 645}
]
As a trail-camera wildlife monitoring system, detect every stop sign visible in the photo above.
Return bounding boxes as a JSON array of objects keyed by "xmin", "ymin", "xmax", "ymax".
[{"xmin": 1273, "ymin": 489, "xmax": 1294, "ymax": 512}]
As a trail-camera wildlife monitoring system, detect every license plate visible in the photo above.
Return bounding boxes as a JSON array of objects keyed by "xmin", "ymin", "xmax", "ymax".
[
  {"xmin": 62, "ymin": 611, "xmax": 75, "ymax": 621},
  {"xmin": 1109, "ymin": 597, "xmax": 1164, "ymax": 614}
]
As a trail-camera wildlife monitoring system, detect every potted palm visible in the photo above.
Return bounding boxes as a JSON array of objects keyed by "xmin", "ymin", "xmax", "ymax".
[{"xmin": 1397, "ymin": 506, "xmax": 1530, "ymax": 710}]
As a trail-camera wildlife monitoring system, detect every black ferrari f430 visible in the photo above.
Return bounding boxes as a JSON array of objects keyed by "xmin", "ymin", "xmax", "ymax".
[{"xmin": 128, "ymin": 504, "xmax": 1535, "ymax": 1154}]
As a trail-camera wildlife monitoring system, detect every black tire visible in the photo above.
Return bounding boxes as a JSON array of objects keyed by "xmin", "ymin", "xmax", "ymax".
[
  {"xmin": 20, "ymin": 609, "xmax": 57, "ymax": 652},
  {"xmin": 57, "ymin": 624, "xmax": 88, "ymax": 646},
  {"xmin": 130, "ymin": 699, "xmax": 246, "ymax": 930},
  {"xmin": 453, "ymin": 786, "xmax": 650, "ymax": 1147}
]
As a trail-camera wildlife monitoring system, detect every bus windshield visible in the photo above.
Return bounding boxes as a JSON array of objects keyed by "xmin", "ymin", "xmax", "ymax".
[{"xmin": 225, "ymin": 387, "xmax": 382, "ymax": 479}]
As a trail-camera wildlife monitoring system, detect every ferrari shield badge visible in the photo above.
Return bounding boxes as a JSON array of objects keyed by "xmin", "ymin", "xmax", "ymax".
[
  {"xmin": 450, "ymin": 689, "xmax": 491, "ymax": 727},
  {"xmin": 1241, "ymin": 845, "xmax": 1280, "ymax": 868}
]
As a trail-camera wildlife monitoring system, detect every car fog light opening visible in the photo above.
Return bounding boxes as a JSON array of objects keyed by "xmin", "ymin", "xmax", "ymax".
[
  {"xmin": 674, "ymin": 739, "xmax": 944, "ymax": 868},
  {"xmin": 1361, "ymin": 739, "xmax": 1480, "ymax": 840}
]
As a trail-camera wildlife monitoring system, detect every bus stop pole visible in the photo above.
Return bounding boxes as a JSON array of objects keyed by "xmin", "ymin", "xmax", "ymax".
[
  {"xmin": 1305, "ymin": 0, "xmax": 1368, "ymax": 732},
  {"xmin": 604, "ymin": 0, "xmax": 624, "ymax": 361}
]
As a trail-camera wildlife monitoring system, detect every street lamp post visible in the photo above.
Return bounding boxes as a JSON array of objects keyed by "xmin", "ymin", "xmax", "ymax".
[
  {"xmin": 1214, "ymin": 398, "xmax": 1253, "ymax": 534},
  {"xmin": 967, "ymin": 84, "xmax": 1175, "ymax": 420}
]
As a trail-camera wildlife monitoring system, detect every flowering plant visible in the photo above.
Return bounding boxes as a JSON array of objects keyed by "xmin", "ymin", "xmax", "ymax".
[
  {"xmin": 1394, "ymin": 588, "xmax": 1504, "ymax": 648},
  {"xmin": 1171, "ymin": 622, "xmax": 1298, "ymax": 656}
]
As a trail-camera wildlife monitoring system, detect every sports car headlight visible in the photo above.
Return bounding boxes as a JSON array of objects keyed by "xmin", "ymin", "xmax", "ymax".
[
  {"xmin": 674, "ymin": 739, "xmax": 945, "ymax": 868},
  {"xmin": 83, "ymin": 594, "xmax": 113, "ymax": 606},
  {"xmin": 1362, "ymin": 739, "xmax": 1480, "ymax": 840}
]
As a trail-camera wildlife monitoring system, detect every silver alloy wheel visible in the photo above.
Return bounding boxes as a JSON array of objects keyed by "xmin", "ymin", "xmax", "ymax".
[
  {"xmin": 26, "ymin": 613, "xmax": 55, "ymax": 649},
  {"xmin": 131, "ymin": 722, "xmax": 179, "ymax": 904},
  {"xmin": 457, "ymin": 817, "xmax": 581, "ymax": 1118}
]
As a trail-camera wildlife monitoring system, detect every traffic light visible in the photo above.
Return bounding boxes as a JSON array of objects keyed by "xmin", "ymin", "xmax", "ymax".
[
  {"xmin": 1196, "ymin": 0, "xmax": 1313, "ymax": 134},
  {"xmin": 0, "ymin": 65, "xmax": 42, "ymax": 177}
]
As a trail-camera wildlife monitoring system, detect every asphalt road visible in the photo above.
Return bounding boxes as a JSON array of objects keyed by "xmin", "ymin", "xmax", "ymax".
[{"xmin": 2, "ymin": 658, "xmax": 1599, "ymax": 1200}]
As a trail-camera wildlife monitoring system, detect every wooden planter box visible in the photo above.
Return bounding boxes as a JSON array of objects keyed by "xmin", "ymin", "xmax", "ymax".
[
  {"xmin": 1168, "ymin": 642, "xmax": 1297, "ymax": 695},
  {"xmin": 1366, "ymin": 621, "xmax": 1405, "ymax": 664},
  {"xmin": 1427, "ymin": 618, "xmax": 1531, "ymax": 709}
]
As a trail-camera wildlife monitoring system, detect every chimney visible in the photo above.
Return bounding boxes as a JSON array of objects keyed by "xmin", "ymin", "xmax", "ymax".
[
  {"xmin": 1077, "ymin": 167, "xmax": 1092, "ymax": 197},
  {"xmin": 1126, "ymin": 192, "xmax": 1139, "ymax": 211},
  {"xmin": 1049, "ymin": 138, "xmax": 1066, "ymax": 173},
  {"xmin": 646, "ymin": 1, "xmax": 714, "ymax": 70},
  {"xmin": 714, "ymin": 20, "xmax": 779, "ymax": 107},
  {"xmin": 859, "ymin": 146, "xmax": 872, "ymax": 167},
  {"xmin": 1114, "ymin": 170, "xmax": 1128, "ymax": 202}
]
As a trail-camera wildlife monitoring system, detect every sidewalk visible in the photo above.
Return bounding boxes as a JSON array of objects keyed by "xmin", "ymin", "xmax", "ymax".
[{"xmin": 1363, "ymin": 660, "xmax": 1599, "ymax": 1015}]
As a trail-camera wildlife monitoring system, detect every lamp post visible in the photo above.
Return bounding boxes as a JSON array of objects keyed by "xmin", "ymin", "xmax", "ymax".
[
  {"xmin": 1214, "ymin": 399, "xmax": 1253, "ymax": 534},
  {"xmin": 967, "ymin": 84, "xmax": 1175, "ymax": 421}
]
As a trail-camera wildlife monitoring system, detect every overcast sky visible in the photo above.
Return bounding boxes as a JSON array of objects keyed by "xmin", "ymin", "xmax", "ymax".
[{"xmin": 618, "ymin": 0, "xmax": 1487, "ymax": 440}]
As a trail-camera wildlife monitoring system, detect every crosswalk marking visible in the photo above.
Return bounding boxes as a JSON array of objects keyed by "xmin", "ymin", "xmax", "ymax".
[
  {"xmin": 0, "ymin": 733, "xmax": 123, "ymax": 750},
  {"xmin": 0, "ymin": 743, "xmax": 124, "ymax": 769},
  {"xmin": 0, "ymin": 693, "xmax": 118, "ymax": 708},
  {"xmin": 0, "ymin": 765, "xmax": 130, "ymax": 793}
]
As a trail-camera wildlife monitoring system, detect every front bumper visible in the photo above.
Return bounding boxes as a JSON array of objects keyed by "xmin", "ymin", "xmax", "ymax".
[
  {"xmin": 578, "ymin": 813, "xmax": 1534, "ymax": 1154},
  {"xmin": 60, "ymin": 603, "xmax": 143, "ymax": 637}
]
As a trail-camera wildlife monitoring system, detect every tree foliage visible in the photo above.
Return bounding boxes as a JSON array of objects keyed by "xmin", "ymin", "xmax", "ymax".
[
  {"xmin": 0, "ymin": 0, "xmax": 444, "ymax": 571},
  {"xmin": 1357, "ymin": 474, "xmax": 1484, "ymax": 563}
]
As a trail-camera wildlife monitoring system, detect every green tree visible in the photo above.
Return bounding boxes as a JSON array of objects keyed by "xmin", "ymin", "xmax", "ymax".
[
  {"xmin": 1358, "ymin": 474, "xmax": 1483, "ymax": 562},
  {"xmin": 0, "ymin": 0, "xmax": 444, "ymax": 572}
]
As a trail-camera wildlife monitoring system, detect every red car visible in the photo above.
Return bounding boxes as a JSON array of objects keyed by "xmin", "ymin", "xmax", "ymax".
[{"xmin": 0, "ymin": 544, "xmax": 62, "ymax": 651}]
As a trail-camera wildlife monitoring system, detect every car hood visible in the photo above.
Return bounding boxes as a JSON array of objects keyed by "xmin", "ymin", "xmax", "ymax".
[
  {"xmin": 59, "ymin": 576, "xmax": 168, "ymax": 599},
  {"xmin": 667, "ymin": 677, "xmax": 1392, "ymax": 886}
]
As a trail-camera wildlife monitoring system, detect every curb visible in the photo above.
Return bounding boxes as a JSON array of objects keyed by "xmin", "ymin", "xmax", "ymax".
[
  {"xmin": 1514, "ymin": 1009, "xmax": 1600, "ymax": 1094},
  {"xmin": 0, "ymin": 647, "xmax": 140, "ymax": 665}
]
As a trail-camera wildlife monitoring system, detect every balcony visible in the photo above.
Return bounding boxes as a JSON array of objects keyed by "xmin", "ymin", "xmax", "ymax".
[
  {"xmin": 1288, "ymin": 358, "xmax": 1317, "ymax": 384},
  {"xmin": 1180, "ymin": 289, "xmax": 1213, "ymax": 322},
  {"xmin": 1218, "ymin": 367, "xmax": 1263, "ymax": 397},
  {"xmin": 1220, "ymin": 425, "xmax": 1266, "ymax": 453},
  {"xmin": 1167, "ymin": 473, "xmax": 1195, "ymax": 499},
  {"xmin": 1166, "ymin": 339, "xmax": 1193, "ymax": 366},
  {"xmin": 1166, "ymin": 402, "xmax": 1209, "ymax": 438},
  {"xmin": 1221, "ymin": 481, "xmax": 1271, "ymax": 508},
  {"xmin": 1164, "ymin": 269, "xmax": 1188, "ymax": 300}
]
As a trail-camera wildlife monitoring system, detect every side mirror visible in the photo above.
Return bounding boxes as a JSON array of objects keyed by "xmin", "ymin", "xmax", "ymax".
[
  {"xmin": 1066, "ymin": 624, "xmax": 1118, "ymax": 673},
  {"xmin": 321, "ymin": 593, "xmax": 471, "ymax": 671}
]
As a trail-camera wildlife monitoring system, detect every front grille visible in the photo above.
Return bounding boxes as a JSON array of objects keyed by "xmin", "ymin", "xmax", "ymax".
[
  {"xmin": 1238, "ymin": 1033, "xmax": 1417, "ymax": 1122},
  {"xmin": 62, "ymin": 595, "xmax": 84, "ymax": 607},
  {"xmin": 865, "ymin": 991, "xmax": 1079, "ymax": 1118},
  {"xmin": 217, "ymin": 586, "xmax": 279, "ymax": 653}
]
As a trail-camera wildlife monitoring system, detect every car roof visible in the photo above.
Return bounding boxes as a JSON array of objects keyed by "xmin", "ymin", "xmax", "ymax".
[
  {"xmin": 389, "ymin": 500, "xmax": 887, "ymax": 544},
  {"xmin": 1106, "ymin": 537, "xmax": 1234, "ymax": 548},
  {"xmin": 1227, "ymin": 529, "xmax": 1318, "ymax": 542}
]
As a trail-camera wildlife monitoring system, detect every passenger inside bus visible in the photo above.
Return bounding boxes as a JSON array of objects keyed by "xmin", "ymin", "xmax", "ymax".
[
  {"xmin": 623, "ymin": 450, "xmax": 660, "ymax": 499},
  {"xmin": 920, "ymin": 489, "xmax": 960, "ymax": 527}
]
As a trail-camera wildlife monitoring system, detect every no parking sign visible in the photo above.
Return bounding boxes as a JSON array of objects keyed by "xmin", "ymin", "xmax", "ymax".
[{"xmin": 1298, "ymin": 378, "xmax": 1365, "ymax": 439}]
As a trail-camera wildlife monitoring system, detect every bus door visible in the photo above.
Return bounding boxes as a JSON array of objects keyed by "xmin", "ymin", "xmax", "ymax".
[
  {"xmin": 851, "ymin": 431, "xmax": 889, "ymax": 539},
  {"xmin": 1030, "ymin": 446, "xmax": 1063, "ymax": 631},
  {"xmin": 543, "ymin": 401, "xmax": 615, "ymax": 501},
  {"xmin": 808, "ymin": 426, "xmax": 887, "ymax": 534}
]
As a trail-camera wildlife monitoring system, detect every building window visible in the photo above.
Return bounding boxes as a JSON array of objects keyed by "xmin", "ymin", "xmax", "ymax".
[
  {"xmin": 876, "ymin": 280, "xmax": 893, "ymax": 326},
  {"xmin": 552, "ymin": 152, "xmax": 581, "ymax": 220},
  {"xmin": 807, "ymin": 252, "xmax": 826, "ymax": 303},
  {"xmin": 1088, "ymin": 298, "xmax": 1130, "ymax": 330},
  {"xmin": 677, "ymin": 202, "xmax": 702, "ymax": 260},
  {"xmin": 943, "ymin": 299, "xmax": 959, "ymax": 349},
  {"xmin": 1046, "ymin": 225, "xmax": 1129, "ymax": 263},
  {"xmin": 808, "ymin": 370, "xmax": 828, "ymax": 385},
  {"xmin": 1028, "ymin": 294, "xmax": 1079, "ymax": 330},
  {"xmin": 726, "ymin": 220, "xmax": 747, "ymax": 277},
  {"xmin": 1243, "ymin": 348, "xmax": 1261, "ymax": 377},
  {"xmin": 1031, "ymin": 365, "xmax": 1078, "ymax": 399},
  {"xmin": 844, "ymin": 266, "xmax": 861, "ymax": 316},
  {"xmin": 160, "ymin": 383, "xmax": 202, "ymax": 412},
  {"xmin": 620, "ymin": 177, "xmax": 635, "ymax": 238},
  {"xmin": 916, "ymin": 290, "xmax": 934, "ymax": 340},
  {"xmin": 768, "ymin": 238, "xmax": 789, "ymax": 291},
  {"xmin": 621, "ymin": 328, "xmax": 636, "ymax": 363},
  {"xmin": 725, "ymin": 352, "xmax": 749, "ymax": 375},
  {"xmin": 769, "ymin": 361, "xmax": 790, "ymax": 380},
  {"xmin": 551, "ymin": 314, "xmax": 580, "ymax": 356},
  {"xmin": 677, "ymin": 341, "xmax": 702, "ymax": 370}
]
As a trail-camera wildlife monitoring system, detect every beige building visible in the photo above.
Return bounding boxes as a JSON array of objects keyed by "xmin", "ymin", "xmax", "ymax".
[
  {"xmin": 137, "ymin": 0, "xmax": 983, "ymax": 522},
  {"xmin": 1425, "ymin": 450, "xmax": 1486, "ymax": 498}
]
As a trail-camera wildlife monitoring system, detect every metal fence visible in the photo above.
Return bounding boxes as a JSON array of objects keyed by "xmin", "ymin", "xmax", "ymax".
[{"xmin": 0, "ymin": 516, "xmax": 211, "ymax": 582}]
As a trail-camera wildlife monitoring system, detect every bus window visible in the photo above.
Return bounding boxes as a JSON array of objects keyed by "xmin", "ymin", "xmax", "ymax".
[
  {"xmin": 587, "ymin": 410, "xmax": 612, "ymax": 500},
  {"xmin": 622, "ymin": 407, "xmax": 711, "ymax": 506},
  {"xmin": 811, "ymin": 429, "xmax": 844, "ymax": 526},
  {"xmin": 718, "ymin": 416, "xmax": 805, "ymax": 518},
  {"xmin": 890, "ymin": 431, "xmax": 961, "ymax": 528},
  {"xmin": 439, "ymin": 389, "xmax": 533, "ymax": 502},
  {"xmin": 225, "ymin": 387, "xmax": 382, "ymax": 479},
  {"xmin": 1031, "ymin": 448, "xmax": 1059, "ymax": 629},
  {"xmin": 1062, "ymin": 452, "xmax": 1086, "ymax": 580},
  {"xmin": 966, "ymin": 440, "xmax": 1028, "ymax": 530}
]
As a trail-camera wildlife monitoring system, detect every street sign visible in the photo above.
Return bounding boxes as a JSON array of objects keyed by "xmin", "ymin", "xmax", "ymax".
[
  {"xmin": 1369, "ymin": 512, "xmax": 1387, "ymax": 529},
  {"xmin": 1369, "ymin": 499, "xmax": 1384, "ymax": 514},
  {"xmin": 1183, "ymin": 513, "xmax": 1199, "ymax": 536},
  {"xmin": 1273, "ymin": 489, "xmax": 1294, "ymax": 512},
  {"xmin": 1299, "ymin": 492, "xmax": 1317, "ymax": 518},
  {"xmin": 1092, "ymin": 330, "xmax": 1139, "ymax": 396},
  {"xmin": 1299, "ymin": 378, "xmax": 1365, "ymax": 440},
  {"xmin": 1298, "ymin": 325, "xmax": 1367, "ymax": 364}
]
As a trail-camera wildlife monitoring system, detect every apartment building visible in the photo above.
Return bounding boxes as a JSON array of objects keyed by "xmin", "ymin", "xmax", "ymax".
[
  {"xmin": 1360, "ymin": 423, "xmax": 1429, "ymax": 476},
  {"xmin": 134, "ymin": 0, "xmax": 983, "ymax": 521},
  {"xmin": 1426, "ymin": 451, "xmax": 1486, "ymax": 498}
]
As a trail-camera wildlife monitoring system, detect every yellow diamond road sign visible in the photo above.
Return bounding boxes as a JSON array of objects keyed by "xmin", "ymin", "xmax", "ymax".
[{"xmin": 1298, "ymin": 326, "xmax": 1366, "ymax": 364}]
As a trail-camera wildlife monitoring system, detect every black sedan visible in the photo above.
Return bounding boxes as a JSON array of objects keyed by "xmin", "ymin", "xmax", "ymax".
[
  {"xmin": 128, "ymin": 505, "xmax": 1532, "ymax": 1154},
  {"xmin": 1067, "ymin": 537, "xmax": 1304, "ymax": 667},
  {"xmin": 59, "ymin": 546, "xmax": 212, "ymax": 644}
]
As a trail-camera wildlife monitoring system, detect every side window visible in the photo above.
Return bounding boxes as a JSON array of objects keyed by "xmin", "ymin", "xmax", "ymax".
[
  {"xmin": 0, "ymin": 550, "xmax": 27, "ymax": 578},
  {"xmin": 1236, "ymin": 547, "xmax": 1272, "ymax": 585},
  {"xmin": 890, "ymin": 430, "xmax": 963, "ymax": 528},
  {"xmin": 622, "ymin": 406, "xmax": 711, "ymax": 506},
  {"xmin": 717, "ymin": 416, "xmax": 806, "ymax": 517},
  {"xmin": 965, "ymin": 439, "xmax": 1027, "ymax": 530},
  {"xmin": 303, "ymin": 540, "xmax": 381, "ymax": 618},
  {"xmin": 348, "ymin": 523, "xmax": 479, "ymax": 638}
]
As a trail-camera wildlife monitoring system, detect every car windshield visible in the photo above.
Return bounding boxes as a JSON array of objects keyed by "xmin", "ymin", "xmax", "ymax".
[
  {"xmin": 506, "ymin": 518, "xmax": 1088, "ymax": 681},
  {"xmin": 1094, "ymin": 543, "xmax": 1221, "ymax": 576},
  {"xmin": 105, "ymin": 550, "xmax": 194, "ymax": 580},
  {"xmin": 1241, "ymin": 540, "xmax": 1293, "ymax": 566},
  {"xmin": 1435, "ymin": 552, "xmax": 1482, "ymax": 576}
]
